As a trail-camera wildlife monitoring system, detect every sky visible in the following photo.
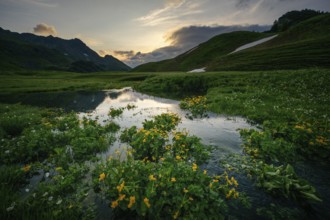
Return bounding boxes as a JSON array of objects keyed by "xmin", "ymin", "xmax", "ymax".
[{"xmin": 1, "ymin": 0, "xmax": 329, "ymax": 67}]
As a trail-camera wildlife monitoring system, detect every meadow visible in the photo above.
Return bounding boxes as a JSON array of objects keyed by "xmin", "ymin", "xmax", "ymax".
[{"xmin": 0, "ymin": 68, "xmax": 329, "ymax": 219}]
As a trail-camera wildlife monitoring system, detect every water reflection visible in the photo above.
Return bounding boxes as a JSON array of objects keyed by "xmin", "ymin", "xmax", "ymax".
[
  {"xmin": 79, "ymin": 88, "xmax": 253, "ymax": 162},
  {"xmin": 0, "ymin": 91, "xmax": 107, "ymax": 112}
]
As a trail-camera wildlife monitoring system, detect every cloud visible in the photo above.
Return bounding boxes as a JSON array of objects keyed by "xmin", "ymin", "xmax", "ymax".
[
  {"xmin": 113, "ymin": 50, "xmax": 135, "ymax": 58},
  {"xmin": 23, "ymin": 0, "xmax": 57, "ymax": 8},
  {"xmin": 98, "ymin": 49, "xmax": 136, "ymax": 61},
  {"xmin": 137, "ymin": 0, "xmax": 203, "ymax": 26},
  {"xmin": 124, "ymin": 24, "xmax": 270, "ymax": 67},
  {"xmin": 235, "ymin": 0, "xmax": 254, "ymax": 8},
  {"xmin": 33, "ymin": 23, "xmax": 57, "ymax": 36}
]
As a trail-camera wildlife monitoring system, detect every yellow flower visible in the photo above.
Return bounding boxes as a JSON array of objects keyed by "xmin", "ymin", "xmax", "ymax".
[
  {"xmin": 203, "ymin": 170, "xmax": 207, "ymax": 175},
  {"xmin": 117, "ymin": 181, "xmax": 125, "ymax": 193},
  {"xmin": 294, "ymin": 125, "xmax": 304, "ymax": 130},
  {"xmin": 173, "ymin": 210, "xmax": 180, "ymax": 219},
  {"xmin": 176, "ymin": 155, "xmax": 181, "ymax": 160},
  {"xmin": 22, "ymin": 165, "xmax": 31, "ymax": 172},
  {"xmin": 226, "ymin": 175, "xmax": 232, "ymax": 185},
  {"xmin": 118, "ymin": 194, "xmax": 126, "ymax": 201},
  {"xmin": 231, "ymin": 177, "xmax": 239, "ymax": 187},
  {"xmin": 128, "ymin": 196, "xmax": 136, "ymax": 209},
  {"xmin": 171, "ymin": 177, "xmax": 176, "ymax": 182},
  {"xmin": 99, "ymin": 173, "xmax": 106, "ymax": 181},
  {"xmin": 233, "ymin": 192, "xmax": 239, "ymax": 199},
  {"xmin": 209, "ymin": 183, "xmax": 213, "ymax": 188},
  {"xmin": 183, "ymin": 188, "xmax": 189, "ymax": 193},
  {"xmin": 192, "ymin": 163, "xmax": 198, "ymax": 171},
  {"xmin": 213, "ymin": 179, "xmax": 219, "ymax": 183},
  {"xmin": 159, "ymin": 157, "xmax": 165, "ymax": 161},
  {"xmin": 144, "ymin": 197, "xmax": 151, "ymax": 208},
  {"xmin": 149, "ymin": 175, "xmax": 157, "ymax": 181},
  {"xmin": 226, "ymin": 188, "xmax": 236, "ymax": 199},
  {"xmin": 189, "ymin": 197, "xmax": 194, "ymax": 201},
  {"xmin": 111, "ymin": 200, "xmax": 119, "ymax": 208}
]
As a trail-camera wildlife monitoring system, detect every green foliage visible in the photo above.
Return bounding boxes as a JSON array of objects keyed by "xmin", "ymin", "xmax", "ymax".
[
  {"xmin": 1, "ymin": 163, "xmax": 95, "ymax": 220},
  {"xmin": 143, "ymin": 112, "xmax": 181, "ymax": 131},
  {"xmin": 239, "ymin": 128, "xmax": 297, "ymax": 162},
  {"xmin": 0, "ymin": 104, "xmax": 43, "ymax": 136},
  {"xmin": 108, "ymin": 107, "xmax": 124, "ymax": 118},
  {"xmin": 251, "ymin": 162, "xmax": 322, "ymax": 202},
  {"xmin": 270, "ymin": 9, "xmax": 325, "ymax": 32},
  {"xmin": 0, "ymin": 104, "xmax": 124, "ymax": 219},
  {"xmin": 93, "ymin": 152, "xmax": 243, "ymax": 219},
  {"xmin": 1, "ymin": 114, "xmax": 115, "ymax": 165},
  {"xmin": 179, "ymin": 96, "xmax": 208, "ymax": 119},
  {"xmin": 120, "ymin": 113, "xmax": 210, "ymax": 164},
  {"xmin": 129, "ymin": 127, "xmax": 167, "ymax": 161},
  {"xmin": 256, "ymin": 203, "xmax": 300, "ymax": 220},
  {"xmin": 126, "ymin": 103, "xmax": 137, "ymax": 110},
  {"xmin": 171, "ymin": 131, "xmax": 211, "ymax": 164}
]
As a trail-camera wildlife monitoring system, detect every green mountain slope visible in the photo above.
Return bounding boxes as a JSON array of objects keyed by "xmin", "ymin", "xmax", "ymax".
[
  {"xmin": 0, "ymin": 28, "xmax": 131, "ymax": 72},
  {"xmin": 208, "ymin": 14, "xmax": 330, "ymax": 70},
  {"xmin": 133, "ymin": 31, "xmax": 273, "ymax": 72},
  {"xmin": 133, "ymin": 13, "xmax": 330, "ymax": 72}
]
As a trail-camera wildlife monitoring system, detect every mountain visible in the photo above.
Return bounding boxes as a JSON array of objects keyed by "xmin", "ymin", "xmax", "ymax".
[
  {"xmin": 133, "ymin": 11, "xmax": 330, "ymax": 72},
  {"xmin": 0, "ymin": 28, "xmax": 131, "ymax": 72},
  {"xmin": 133, "ymin": 31, "xmax": 273, "ymax": 72}
]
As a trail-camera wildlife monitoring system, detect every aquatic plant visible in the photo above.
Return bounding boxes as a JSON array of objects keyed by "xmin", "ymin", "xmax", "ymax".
[{"xmin": 93, "ymin": 152, "xmax": 244, "ymax": 219}]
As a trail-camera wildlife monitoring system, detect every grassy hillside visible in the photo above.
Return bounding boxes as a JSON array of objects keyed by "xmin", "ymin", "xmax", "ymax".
[
  {"xmin": 133, "ymin": 31, "xmax": 272, "ymax": 72},
  {"xmin": 133, "ymin": 14, "xmax": 330, "ymax": 72},
  {"xmin": 208, "ymin": 14, "xmax": 330, "ymax": 70},
  {"xmin": 0, "ymin": 36, "xmax": 71, "ymax": 71}
]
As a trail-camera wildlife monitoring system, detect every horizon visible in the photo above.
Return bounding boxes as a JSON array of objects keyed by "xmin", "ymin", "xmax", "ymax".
[{"xmin": 1, "ymin": 0, "xmax": 329, "ymax": 67}]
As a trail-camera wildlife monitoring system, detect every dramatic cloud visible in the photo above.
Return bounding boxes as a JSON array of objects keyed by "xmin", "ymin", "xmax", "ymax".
[
  {"xmin": 166, "ymin": 25, "xmax": 269, "ymax": 49},
  {"xmin": 125, "ymin": 24, "xmax": 270, "ymax": 67},
  {"xmin": 33, "ymin": 23, "xmax": 57, "ymax": 36}
]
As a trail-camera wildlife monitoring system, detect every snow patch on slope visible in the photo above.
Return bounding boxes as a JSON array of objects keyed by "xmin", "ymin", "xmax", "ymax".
[{"xmin": 230, "ymin": 35, "xmax": 278, "ymax": 54}]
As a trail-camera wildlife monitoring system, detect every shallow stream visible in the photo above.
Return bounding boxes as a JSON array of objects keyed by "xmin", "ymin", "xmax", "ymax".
[{"xmin": 2, "ymin": 88, "xmax": 329, "ymax": 219}]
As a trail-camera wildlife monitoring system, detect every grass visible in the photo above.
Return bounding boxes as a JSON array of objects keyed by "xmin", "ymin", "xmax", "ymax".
[
  {"xmin": 0, "ymin": 70, "xmax": 154, "ymax": 94},
  {"xmin": 0, "ymin": 68, "xmax": 329, "ymax": 219}
]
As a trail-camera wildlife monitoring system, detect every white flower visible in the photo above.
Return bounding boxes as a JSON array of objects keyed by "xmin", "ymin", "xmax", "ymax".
[
  {"xmin": 42, "ymin": 192, "xmax": 48, "ymax": 197},
  {"xmin": 25, "ymin": 188, "xmax": 30, "ymax": 192},
  {"xmin": 5, "ymin": 150, "xmax": 10, "ymax": 154},
  {"xmin": 48, "ymin": 196, "xmax": 53, "ymax": 201},
  {"xmin": 45, "ymin": 172, "xmax": 50, "ymax": 178},
  {"xmin": 6, "ymin": 202, "xmax": 15, "ymax": 212},
  {"xmin": 56, "ymin": 199, "xmax": 62, "ymax": 205}
]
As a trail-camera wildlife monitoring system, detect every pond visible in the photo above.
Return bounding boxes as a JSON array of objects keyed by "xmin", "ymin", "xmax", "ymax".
[{"xmin": 2, "ymin": 88, "xmax": 329, "ymax": 219}]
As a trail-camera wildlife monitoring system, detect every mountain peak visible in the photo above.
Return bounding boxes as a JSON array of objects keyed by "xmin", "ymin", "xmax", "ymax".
[{"xmin": 0, "ymin": 28, "xmax": 131, "ymax": 72}]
